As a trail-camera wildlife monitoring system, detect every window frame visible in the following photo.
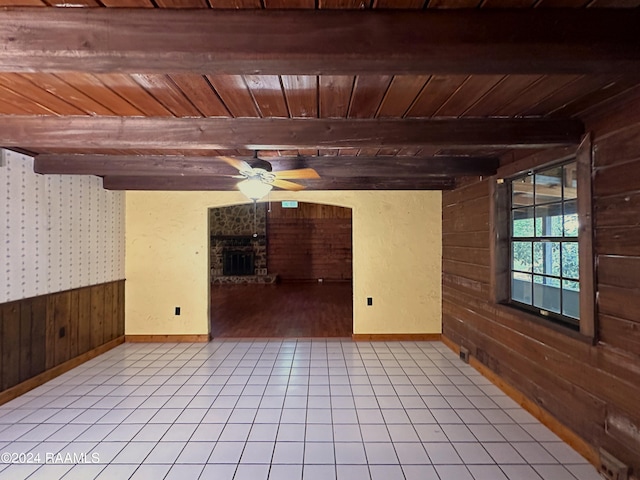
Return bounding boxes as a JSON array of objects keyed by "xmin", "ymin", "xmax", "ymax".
[
  {"xmin": 490, "ymin": 135, "xmax": 596, "ymax": 341},
  {"xmin": 509, "ymin": 160, "xmax": 580, "ymax": 328}
]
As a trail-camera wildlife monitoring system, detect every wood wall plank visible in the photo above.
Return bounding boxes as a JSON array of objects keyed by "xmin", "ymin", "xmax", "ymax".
[
  {"xmin": 598, "ymin": 256, "xmax": 640, "ymax": 290},
  {"xmin": 117, "ymin": 281, "xmax": 125, "ymax": 338},
  {"xmin": 30, "ymin": 296, "xmax": 46, "ymax": 378},
  {"xmin": 19, "ymin": 301, "xmax": 32, "ymax": 383},
  {"xmin": 90, "ymin": 286, "xmax": 105, "ymax": 350},
  {"xmin": 52, "ymin": 292, "xmax": 71, "ymax": 367},
  {"xmin": 68, "ymin": 290, "xmax": 79, "ymax": 359},
  {"xmin": 1, "ymin": 303, "xmax": 20, "ymax": 390},
  {"xmin": 103, "ymin": 283, "xmax": 114, "ymax": 343},
  {"xmin": 78, "ymin": 287, "xmax": 93, "ymax": 355},
  {"xmin": 596, "ymin": 226, "xmax": 640, "ymax": 256},
  {"xmin": 0, "ymin": 281, "xmax": 124, "ymax": 396},
  {"xmin": 594, "ymin": 158, "xmax": 640, "ymax": 198},
  {"xmin": 595, "ymin": 191, "xmax": 640, "ymax": 228}
]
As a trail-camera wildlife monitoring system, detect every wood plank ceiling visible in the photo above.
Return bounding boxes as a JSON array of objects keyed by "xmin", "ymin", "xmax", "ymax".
[{"xmin": 0, "ymin": 3, "xmax": 639, "ymax": 191}]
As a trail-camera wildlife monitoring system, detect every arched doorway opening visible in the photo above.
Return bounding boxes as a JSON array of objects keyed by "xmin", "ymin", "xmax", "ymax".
[{"xmin": 209, "ymin": 201, "xmax": 353, "ymax": 337}]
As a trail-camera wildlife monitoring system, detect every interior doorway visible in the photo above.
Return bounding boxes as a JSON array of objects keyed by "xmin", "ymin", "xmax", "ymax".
[{"xmin": 209, "ymin": 201, "xmax": 353, "ymax": 337}]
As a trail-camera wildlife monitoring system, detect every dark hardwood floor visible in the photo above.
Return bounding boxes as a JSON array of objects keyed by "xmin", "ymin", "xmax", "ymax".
[{"xmin": 210, "ymin": 282, "xmax": 353, "ymax": 338}]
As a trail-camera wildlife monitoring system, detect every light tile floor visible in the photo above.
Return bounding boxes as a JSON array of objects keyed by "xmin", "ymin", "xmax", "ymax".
[{"xmin": 0, "ymin": 339, "xmax": 602, "ymax": 480}]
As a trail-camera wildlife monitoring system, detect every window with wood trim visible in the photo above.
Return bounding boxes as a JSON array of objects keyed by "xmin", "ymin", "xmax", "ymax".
[
  {"xmin": 491, "ymin": 136, "xmax": 595, "ymax": 339},
  {"xmin": 510, "ymin": 161, "xmax": 579, "ymax": 328}
]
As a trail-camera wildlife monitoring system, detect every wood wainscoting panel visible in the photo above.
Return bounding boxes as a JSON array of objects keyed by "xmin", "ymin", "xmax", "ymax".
[
  {"xmin": 0, "ymin": 280, "xmax": 125, "ymax": 398},
  {"xmin": 0, "ymin": 336, "xmax": 124, "ymax": 407}
]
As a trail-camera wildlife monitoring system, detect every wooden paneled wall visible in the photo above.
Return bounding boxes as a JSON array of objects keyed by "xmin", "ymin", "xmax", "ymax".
[
  {"xmin": 267, "ymin": 202, "xmax": 352, "ymax": 282},
  {"xmin": 442, "ymin": 91, "xmax": 640, "ymax": 475},
  {"xmin": 0, "ymin": 280, "xmax": 125, "ymax": 394}
]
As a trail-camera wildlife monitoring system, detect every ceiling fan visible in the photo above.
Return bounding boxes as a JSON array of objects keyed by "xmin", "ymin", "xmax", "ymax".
[{"xmin": 221, "ymin": 156, "xmax": 320, "ymax": 200}]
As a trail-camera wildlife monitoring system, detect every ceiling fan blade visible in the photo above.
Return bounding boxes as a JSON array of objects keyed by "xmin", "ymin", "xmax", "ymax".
[
  {"xmin": 272, "ymin": 179, "xmax": 306, "ymax": 191},
  {"xmin": 219, "ymin": 156, "xmax": 252, "ymax": 172},
  {"xmin": 274, "ymin": 168, "xmax": 320, "ymax": 180}
]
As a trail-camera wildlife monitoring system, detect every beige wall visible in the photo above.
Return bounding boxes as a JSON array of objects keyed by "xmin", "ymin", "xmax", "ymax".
[{"xmin": 125, "ymin": 190, "xmax": 442, "ymax": 336}]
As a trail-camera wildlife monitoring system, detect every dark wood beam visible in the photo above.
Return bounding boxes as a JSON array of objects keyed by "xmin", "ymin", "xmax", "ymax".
[
  {"xmin": 102, "ymin": 175, "xmax": 456, "ymax": 191},
  {"xmin": 34, "ymin": 154, "xmax": 500, "ymax": 177},
  {"xmin": 0, "ymin": 9, "xmax": 639, "ymax": 75},
  {"xmin": 2, "ymin": 116, "xmax": 584, "ymax": 150}
]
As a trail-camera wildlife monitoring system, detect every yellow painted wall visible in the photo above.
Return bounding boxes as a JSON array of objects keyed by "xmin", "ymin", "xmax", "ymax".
[{"xmin": 125, "ymin": 190, "xmax": 442, "ymax": 336}]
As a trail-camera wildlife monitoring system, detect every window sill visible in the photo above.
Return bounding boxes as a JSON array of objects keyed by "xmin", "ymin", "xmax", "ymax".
[{"xmin": 495, "ymin": 301, "xmax": 597, "ymax": 346}]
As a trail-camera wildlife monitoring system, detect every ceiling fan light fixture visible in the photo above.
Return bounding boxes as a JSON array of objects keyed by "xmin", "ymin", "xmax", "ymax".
[{"xmin": 238, "ymin": 178, "xmax": 273, "ymax": 201}]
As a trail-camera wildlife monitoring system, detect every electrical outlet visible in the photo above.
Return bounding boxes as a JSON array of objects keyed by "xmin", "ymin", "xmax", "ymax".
[
  {"xmin": 599, "ymin": 449, "xmax": 628, "ymax": 480},
  {"xmin": 175, "ymin": 307, "xmax": 181, "ymax": 316},
  {"xmin": 367, "ymin": 297, "xmax": 373, "ymax": 306},
  {"xmin": 459, "ymin": 346, "xmax": 470, "ymax": 363}
]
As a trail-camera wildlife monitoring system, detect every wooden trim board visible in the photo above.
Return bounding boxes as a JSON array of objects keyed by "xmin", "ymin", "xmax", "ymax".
[
  {"xmin": 441, "ymin": 334, "xmax": 600, "ymax": 468},
  {"xmin": 0, "ymin": 336, "xmax": 125, "ymax": 407},
  {"xmin": 352, "ymin": 334, "xmax": 441, "ymax": 341},
  {"xmin": 125, "ymin": 334, "xmax": 211, "ymax": 343}
]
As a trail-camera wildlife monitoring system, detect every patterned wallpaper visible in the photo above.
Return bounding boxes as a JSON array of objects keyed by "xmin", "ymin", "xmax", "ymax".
[{"xmin": 1, "ymin": 149, "xmax": 125, "ymax": 303}]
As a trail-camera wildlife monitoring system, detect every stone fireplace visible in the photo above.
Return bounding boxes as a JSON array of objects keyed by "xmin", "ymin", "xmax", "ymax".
[{"xmin": 209, "ymin": 204, "xmax": 276, "ymax": 284}]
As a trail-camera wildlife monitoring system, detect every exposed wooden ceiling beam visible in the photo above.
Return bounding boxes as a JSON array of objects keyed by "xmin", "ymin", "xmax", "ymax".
[
  {"xmin": 34, "ymin": 154, "xmax": 500, "ymax": 177},
  {"xmin": 0, "ymin": 9, "xmax": 638, "ymax": 75},
  {"xmin": 102, "ymin": 175, "xmax": 456, "ymax": 191},
  {"xmin": 1, "ymin": 116, "xmax": 584, "ymax": 150}
]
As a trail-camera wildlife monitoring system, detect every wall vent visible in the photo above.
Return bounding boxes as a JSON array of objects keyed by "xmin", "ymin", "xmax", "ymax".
[
  {"xmin": 459, "ymin": 346, "xmax": 470, "ymax": 363},
  {"xmin": 599, "ymin": 448, "xmax": 628, "ymax": 480}
]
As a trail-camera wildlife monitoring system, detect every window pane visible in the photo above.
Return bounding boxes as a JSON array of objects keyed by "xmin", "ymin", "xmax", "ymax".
[
  {"xmin": 512, "ymin": 272, "xmax": 532, "ymax": 305},
  {"xmin": 562, "ymin": 243, "xmax": 579, "ymax": 280},
  {"xmin": 512, "ymin": 207, "xmax": 534, "ymax": 237},
  {"xmin": 533, "ymin": 241, "xmax": 560, "ymax": 276},
  {"xmin": 512, "ymin": 242, "xmax": 532, "ymax": 272},
  {"xmin": 535, "ymin": 202, "xmax": 563, "ymax": 237},
  {"xmin": 512, "ymin": 176, "xmax": 534, "ymax": 207},
  {"xmin": 562, "ymin": 280, "xmax": 580, "ymax": 319},
  {"xmin": 563, "ymin": 163, "xmax": 577, "ymax": 200},
  {"xmin": 563, "ymin": 200, "xmax": 578, "ymax": 237},
  {"xmin": 535, "ymin": 166, "xmax": 563, "ymax": 204},
  {"xmin": 533, "ymin": 275, "xmax": 561, "ymax": 313}
]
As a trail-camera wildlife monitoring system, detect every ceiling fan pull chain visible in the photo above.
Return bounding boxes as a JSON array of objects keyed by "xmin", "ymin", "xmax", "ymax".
[{"xmin": 253, "ymin": 200, "xmax": 258, "ymax": 238}]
